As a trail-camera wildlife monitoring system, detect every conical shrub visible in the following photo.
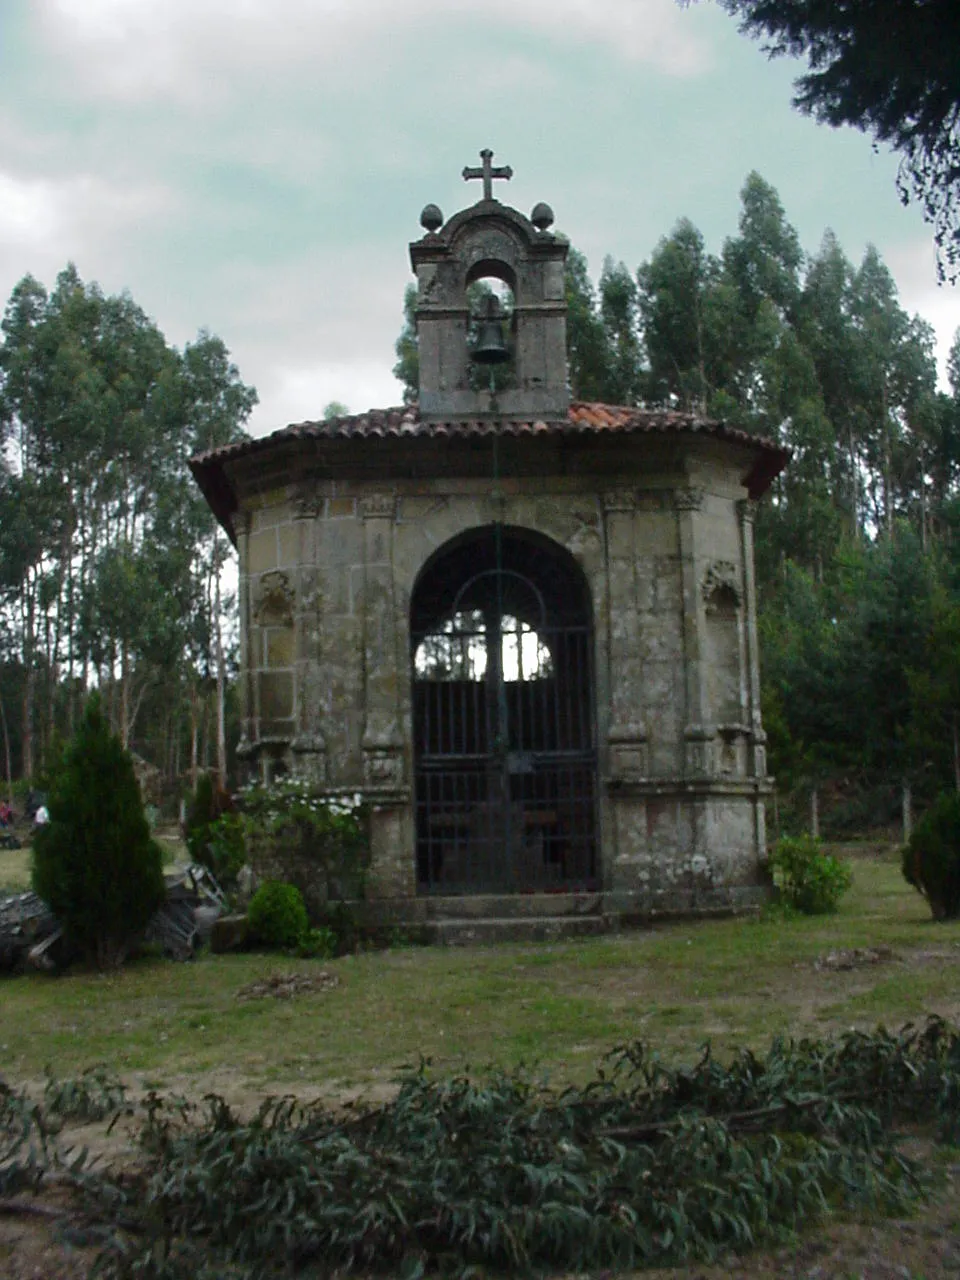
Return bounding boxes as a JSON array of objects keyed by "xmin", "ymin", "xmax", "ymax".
[{"xmin": 32, "ymin": 696, "xmax": 165, "ymax": 969}]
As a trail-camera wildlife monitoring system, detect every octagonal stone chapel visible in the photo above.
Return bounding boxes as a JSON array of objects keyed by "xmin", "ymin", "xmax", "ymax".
[{"xmin": 191, "ymin": 152, "xmax": 788, "ymax": 935}]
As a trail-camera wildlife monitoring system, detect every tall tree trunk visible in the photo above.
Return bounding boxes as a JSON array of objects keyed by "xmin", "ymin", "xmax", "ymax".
[
  {"xmin": 21, "ymin": 579, "xmax": 36, "ymax": 781},
  {"xmin": 120, "ymin": 640, "xmax": 130, "ymax": 749},
  {"xmin": 902, "ymin": 779, "xmax": 912, "ymax": 843},
  {"xmin": 953, "ymin": 714, "xmax": 960, "ymax": 794},
  {"xmin": 0, "ymin": 688, "xmax": 13, "ymax": 804},
  {"xmin": 881, "ymin": 377, "xmax": 893, "ymax": 534},
  {"xmin": 189, "ymin": 686, "xmax": 199, "ymax": 793},
  {"xmin": 810, "ymin": 787, "xmax": 820, "ymax": 839}
]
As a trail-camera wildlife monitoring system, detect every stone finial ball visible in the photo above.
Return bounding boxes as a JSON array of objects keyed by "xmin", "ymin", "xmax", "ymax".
[
  {"xmin": 531, "ymin": 202, "xmax": 555, "ymax": 231},
  {"xmin": 420, "ymin": 203, "xmax": 444, "ymax": 232}
]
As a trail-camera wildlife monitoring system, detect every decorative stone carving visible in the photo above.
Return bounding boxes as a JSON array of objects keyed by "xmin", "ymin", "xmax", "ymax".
[
  {"xmin": 363, "ymin": 746, "xmax": 404, "ymax": 789},
  {"xmin": 291, "ymin": 732, "xmax": 328, "ymax": 785},
  {"xmin": 359, "ymin": 493, "xmax": 396, "ymax": 521},
  {"xmin": 601, "ymin": 490, "xmax": 636, "ymax": 513},
  {"xmin": 673, "ymin": 486, "xmax": 705, "ymax": 512},
  {"xmin": 737, "ymin": 498, "xmax": 758, "ymax": 526},
  {"xmin": 683, "ymin": 723, "xmax": 716, "ymax": 776},
  {"xmin": 608, "ymin": 723, "xmax": 649, "ymax": 779},
  {"xmin": 702, "ymin": 561, "xmax": 743, "ymax": 609},
  {"xmin": 253, "ymin": 571, "xmax": 295, "ymax": 626},
  {"xmin": 295, "ymin": 486, "xmax": 324, "ymax": 520}
]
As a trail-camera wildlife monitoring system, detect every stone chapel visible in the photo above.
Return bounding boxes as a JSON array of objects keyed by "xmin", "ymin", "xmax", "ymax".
[{"xmin": 191, "ymin": 151, "xmax": 789, "ymax": 936}]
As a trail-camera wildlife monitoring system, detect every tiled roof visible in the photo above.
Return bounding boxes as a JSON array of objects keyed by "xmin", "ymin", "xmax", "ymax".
[
  {"xmin": 191, "ymin": 401, "xmax": 787, "ymax": 466},
  {"xmin": 190, "ymin": 401, "xmax": 789, "ymax": 540}
]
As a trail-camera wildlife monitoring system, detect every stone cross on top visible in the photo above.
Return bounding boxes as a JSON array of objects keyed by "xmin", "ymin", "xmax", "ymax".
[{"xmin": 462, "ymin": 148, "xmax": 513, "ymax": 201}]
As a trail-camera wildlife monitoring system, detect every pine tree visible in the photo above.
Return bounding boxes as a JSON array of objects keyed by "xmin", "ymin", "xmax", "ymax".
[{"xmin": 32, "ymin": 695, "xmax": 165, "ymax": 969}]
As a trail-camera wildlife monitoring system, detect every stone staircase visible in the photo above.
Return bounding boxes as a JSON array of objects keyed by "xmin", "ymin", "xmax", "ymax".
[{"xmin": 359, "ymin": 884, "xmax": 770, "ymax": 945}]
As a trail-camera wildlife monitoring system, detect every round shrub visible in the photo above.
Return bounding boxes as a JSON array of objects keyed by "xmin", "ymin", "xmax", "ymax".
[
  {"xmin": 902, "ymin": 790, "xmax": 960, "ymax": 920},
  {"xmin": 247, "ymin": 881, "xmax": 309, "ymax": 949},
  {"xmin": 768, "ymin": 834, "xmax": 852, "ymax": 914},
  {"xmin": 31, "ymin": 695, "xmax": 165, "ymax": 970}
]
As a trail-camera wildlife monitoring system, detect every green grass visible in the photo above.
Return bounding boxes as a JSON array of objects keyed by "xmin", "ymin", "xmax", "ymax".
[
  {"xmin": 1, "ymin": 851, "xmax": 958, "ymax": 1093},
  {"xmin": 0, "ymin": 842, "xmax": 31, "ymax": 893}
]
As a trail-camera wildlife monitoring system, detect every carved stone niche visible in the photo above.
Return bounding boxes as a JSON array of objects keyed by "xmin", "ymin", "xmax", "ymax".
[
  {"xmin": 715, "ymin": 723, "xmax": 749, "ymax": 777},
  {"xmin": 683, "ymin": 723, "xmax": 716, "ymax": 776},
  {"xmin": 701, "ymin": 561, "xmax": 743, "ymax": 613},
  {"xmin": 363, "ymin": 745, "xmax": 404, "ymax": 789},
  {"xmin": 607, "ymin": 723, "xmax": 649, "ymax": 780},
  {"xmin": 254, "ymin": 571, "xmax": 295, "ymax": 627},
  {"xmin": 291, "ymin": 732, "xmax": 328, "ymax": 786},
  {"xmin": 362, "ymin": 719, "xmax": 405, "ymax": 790}
]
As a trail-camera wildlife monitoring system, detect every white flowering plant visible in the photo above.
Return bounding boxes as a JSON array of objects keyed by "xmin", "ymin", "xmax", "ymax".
[{"xmin": 239, "ymin": 778, "xmax": 368, "ymax": 896}]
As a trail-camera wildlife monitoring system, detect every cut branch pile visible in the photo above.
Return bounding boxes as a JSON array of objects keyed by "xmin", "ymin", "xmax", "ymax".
[{"xmin": 5, "ymin": 1019, "xmax": 960, "ymax": 1278}]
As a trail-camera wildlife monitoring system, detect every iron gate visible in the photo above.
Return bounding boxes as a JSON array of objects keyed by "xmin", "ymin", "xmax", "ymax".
[{"xmin": 412, "ymin": 530, "xmax": 597, "ymax": 895}]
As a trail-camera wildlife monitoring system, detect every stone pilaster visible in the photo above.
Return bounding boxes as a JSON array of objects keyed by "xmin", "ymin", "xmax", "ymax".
[
  {"xmin": 737, "ymin": 499, "xmax": 767, "ymax": 778},
  {"xmin": 602, "ymin": 490, "xmax": 648, "ymax": 779},
  {"xmin": 674, "ymin": 486, "xmax": 714, "ymax": 776},
  {"xmin": 359, "ymin": 493, "xmax": 404, "ymax": 787},
  {"xmin": 290, "ymin": 485, "xmax": 327, "ymax": 784},
  {"xmin": 234, "ymin": 510, "xmax": 255, "ymax": 761}
]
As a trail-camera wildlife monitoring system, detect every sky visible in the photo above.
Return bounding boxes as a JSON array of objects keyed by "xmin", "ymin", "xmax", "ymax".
[{"xmin": 1, "ymin": 0, "xmax": 958, "ymax": 438}]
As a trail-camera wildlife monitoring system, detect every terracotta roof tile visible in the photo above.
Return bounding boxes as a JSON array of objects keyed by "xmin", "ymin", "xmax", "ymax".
[
  {"xmin": 191, "ymin": 401, "xmax": 785, "ymax": 465},
  {"xmin": 190, "ymin": 401, "xmax": 789, "ymax": 540}
]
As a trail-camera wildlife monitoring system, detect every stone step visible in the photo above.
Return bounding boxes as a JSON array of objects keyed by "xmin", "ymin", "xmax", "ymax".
[
  {"xmin": 427, "ymin": 914, "xmax": 614, "ymax": 947},
  {"xmin": 420, "ymin": 892, "xmax": 604, "ymax": 922}
]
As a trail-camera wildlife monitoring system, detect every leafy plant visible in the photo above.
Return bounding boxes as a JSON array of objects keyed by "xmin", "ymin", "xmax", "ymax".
[
  {"xmin": 240, "ymin": 780, "xmax": 368, "ymax": 904},
  {"xmin": 196, "ymin": 812, "xmax": 246, "ymax": 890},
  {"xmin": 295, "ymin": 925, "xmax": 337, "ymax": 960},
  {"xmin": 44, "ymin": 1065, "xmax": 127, "ymax": 1122},
  {"xmin": 902, "ymin": 789, "xmax": 960, "ymax": 920},
  {"xmin": 246, "ymin": 881, "xmax": 308, "ymax": 950},
  {"xmin": 769, "ymin": 834, "xmax": 852, "ymax": 914},
  {"xmin": 84, "ymin": 1019, "xmax": 960, "ymax": 1280},
  {"xmin": 0, "ymin": 1081, "xmax": 53, "ymax": 1194},
  {"xmin": 31, "ymin": 695, "xmax": 165, "ymax": 970}
]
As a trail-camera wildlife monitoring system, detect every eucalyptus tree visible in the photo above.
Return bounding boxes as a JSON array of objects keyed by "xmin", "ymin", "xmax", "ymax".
[{"xmin": 0, "ymin": 265, "xmax": 255, "ymax": 784}]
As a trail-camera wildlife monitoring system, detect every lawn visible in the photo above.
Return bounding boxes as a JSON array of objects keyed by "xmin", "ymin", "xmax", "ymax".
[{"xmin": 2, "ymin": 848, "xmax": 958, "ymax": 1096}]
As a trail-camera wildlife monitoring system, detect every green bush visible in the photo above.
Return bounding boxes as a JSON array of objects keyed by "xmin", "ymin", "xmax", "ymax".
[
  {"xmin": 184, "ymin": 775, "xmax": 218, "ymax": 860},
  {"xmin": 196, "ymin": 812, "xmax": 246, "ymax": 889},
  {"xmin": 902, "ymin": 790, "xmax": 960, "ymax": 920},
  {"xmin": 296, "ymin": 925, "xmax": 337, "ymax": 960},
  {"xmin": 31, "ymin": 696, "xmax": 165, "ymax": 970},
  {"xmin": 768, "ymin": 834, "xmax": 852, "ymax": 914},
  {"xmin": 247, "ymin": 881, "xmax": 309, "ymax": 950}
]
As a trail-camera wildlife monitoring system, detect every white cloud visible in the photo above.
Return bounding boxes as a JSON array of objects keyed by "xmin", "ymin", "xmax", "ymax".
[
  {"xmin": 38, "ymin": 0, "xmax": 708, "ymax": 104},
  {"xmin": 0, "ymin": 174, "xmax": 61, "ymax": 248},
  {"xmin": 0, "ymin": 168, "xmax": 180, "ymax": 302},
  {"xmin": 257, "ymin": 360, "xmax": 404, "ymax": 435},
  {"xmin": 887, "ymin": 237, "xmax": 960, "ymax": 390}
]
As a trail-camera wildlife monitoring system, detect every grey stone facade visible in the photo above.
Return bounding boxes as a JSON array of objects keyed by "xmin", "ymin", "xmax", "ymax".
[{"xmin": 191, "ymin": 166, "xmax": 788, "ymax": 927}]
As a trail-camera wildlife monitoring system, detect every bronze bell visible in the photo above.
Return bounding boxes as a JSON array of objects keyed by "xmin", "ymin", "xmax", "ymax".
[{"xmin": 471, "ymin": 293, "xmax": 511, "ymax": 365}]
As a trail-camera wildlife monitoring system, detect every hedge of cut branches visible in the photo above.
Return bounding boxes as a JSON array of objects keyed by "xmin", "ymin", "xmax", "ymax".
[{"xmin": 61, "ymin": 1018, "xmax": 959, "ymax": 1279}]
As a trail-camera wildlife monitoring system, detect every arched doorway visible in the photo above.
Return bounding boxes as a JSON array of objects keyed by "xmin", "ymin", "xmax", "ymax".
[{"xmin": 411, "ymin": 527, "xmax": 597, "ymax": 895}]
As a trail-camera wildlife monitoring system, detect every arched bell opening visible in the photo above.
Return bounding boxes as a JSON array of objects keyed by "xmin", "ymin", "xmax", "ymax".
[
  {"xmin": 465, "ymin": 262, "xmax": 517, "ymax": 391},
  {"xmin": 410, "ymin": 527, "xmax": 598, "ymax": 896}
]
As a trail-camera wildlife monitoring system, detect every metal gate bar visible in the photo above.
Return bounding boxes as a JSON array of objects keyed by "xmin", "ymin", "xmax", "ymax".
[{"xmin": 413, "ymin": 546, "xmax": 597, "ymax": 895}]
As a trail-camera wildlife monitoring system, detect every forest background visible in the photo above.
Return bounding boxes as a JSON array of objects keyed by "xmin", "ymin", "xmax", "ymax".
[{"xmin": 3, "ymin": 170, "xmax": 960, "ymax": 837}]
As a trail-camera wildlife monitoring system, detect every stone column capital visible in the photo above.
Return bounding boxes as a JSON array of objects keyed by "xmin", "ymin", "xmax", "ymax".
[
  {"xmin": 601, "ymin": 489, "xmax": 636, "ymax": 514},
  {"xmin": 737, "ymin": 498, "xmax": 759, "ymax": 526},
  {"xmin": 295, "ymin": 485, "xmax": 324, "ymax": 520},
  {"xmin": 673, "ymin": 486, "xmax": 705, "ymax": 512},
  {"xmin": 234, "ymin": 510, "xmax": 253, "ymax": 537},
  {"xmin": 359, "ymin": 493, "xmax": 396, "ymax": 521}
]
